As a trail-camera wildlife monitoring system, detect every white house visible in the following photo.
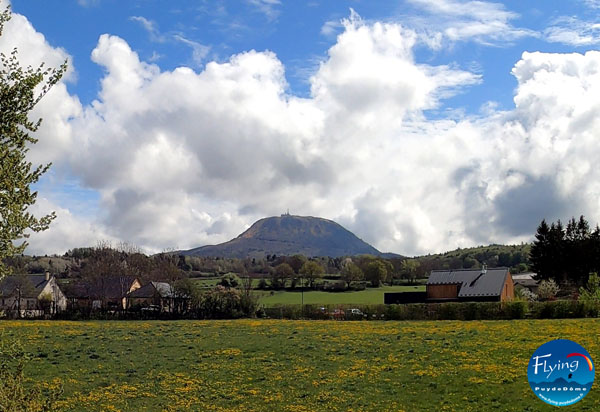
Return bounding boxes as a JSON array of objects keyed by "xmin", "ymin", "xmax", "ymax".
[{"xmin": 0, "ymin": 272, "xmax": 67, "ymax": 317}]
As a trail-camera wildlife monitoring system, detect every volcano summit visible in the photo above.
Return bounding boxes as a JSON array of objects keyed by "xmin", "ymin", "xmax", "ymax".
[{"xmin": 181, "ymin": 214, "xmax": 382, "ymax": 258}]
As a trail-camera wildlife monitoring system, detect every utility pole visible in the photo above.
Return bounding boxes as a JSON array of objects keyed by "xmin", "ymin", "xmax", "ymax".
[{"xmin": 301, "ymin": 276, "xmax": 304, "ymax": 318}]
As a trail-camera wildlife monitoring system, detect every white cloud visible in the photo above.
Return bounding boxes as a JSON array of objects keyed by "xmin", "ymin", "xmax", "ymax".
[
  {"xmin": 583, "ymin": 0, "xmax": 600, "ymax": 8},
  {"xmin": 407, "ymin": 0, "xmax": 538, "ymax": 46},
  {"xmin": 128, "ymin": 16, "xmax": 210, "ymax": 65},
  {"xmin": 0, "ymin": 11, "xmax": 74, "ymax": 81},
  {"xmin": 247, "ymin": 0, "xmax": 281, "ymax": 21},
  {"xmin": 25, "ymin": 198, "xmax": 115, "ymax": 256},
  {"xmin": 6, "ymin": 8, "xmax": 600, "ymax": 257},
  {"xmin": 173, "ymin": 34, "xmax": 210, "ymax": 66},
  {"xmin": 77, "ymin": 0, "xmax": 100, "ymax": 7},
  {"xmin": 544, "ymin": 17, "xmax": 600, "ymax": 46},
  {"xmin": 0, "ymin": 6, "xmax": 82, "ymax": 184},
  {"xmin": 130, "ymin": 16, "xmax": 165, "ymax": 43},
  {"xmin": 320, "ymin": 20, "xmax": 343, "ymax": 37}
]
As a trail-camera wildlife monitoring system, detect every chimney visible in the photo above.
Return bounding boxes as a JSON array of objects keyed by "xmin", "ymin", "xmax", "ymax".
[
  {"xmin": 469, "ymin": 264, "xmax": 488, "ymax": 287},
  {"xmin": 45, "ymin": 271, "xmax": 50, "ymax": 281}
]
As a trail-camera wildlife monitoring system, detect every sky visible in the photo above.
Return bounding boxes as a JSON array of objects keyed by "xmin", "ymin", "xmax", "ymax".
[{"xmin": 2, "ymin": 0, "xmax": 600, "ymax": 256}]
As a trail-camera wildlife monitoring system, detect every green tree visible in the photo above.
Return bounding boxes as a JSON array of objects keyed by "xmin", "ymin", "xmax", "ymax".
[
  {"xmin": 578, "ymin": 272, "xmax": 600, "ymax": 314},
  {"xmin": 173, "ymin": 277, "xmax": 201, "ymax": 314},
  {"xmin": 286, "ymin": 254, "xmax": 307, "ymax": 274},
  {"xmin": 299, "ymin": 260, "xmax": 324, "ymax": 288},
  {"xmin": 0, "ymin": 7, "xmax": 66, "ymax": 279},
  {"xmin": 530, "ymin": 219, "xmax": 560, "ymax": 282},
  {"xmin": 219, "ymin": 273, "xmax": 241, "ymax": 288},
  {"xmin": 364, "ymin": 260, "xmax": 387, "ymax": 287},
  {"xmin": 530, "ymin": 216, "xmax": 599, "ymax": 285},
  {"xmin": 272, "ymin": 263, "xmax": 294, "ymax": 289},
  {"xmin": 340, "ymin": 261, "xmax": 363, "ymax": 288},
  {"xmin": 400, "ymin": 259, "xmax": 420, "ymax": 284}
]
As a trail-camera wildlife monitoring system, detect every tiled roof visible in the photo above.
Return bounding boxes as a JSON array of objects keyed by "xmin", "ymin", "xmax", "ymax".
[
  {"xmin": 129, "ymin": 282, "xmax": 175, "ymax": 298},
  {"xmin": 0, "ymin": 274, "xmax": 50, "ymax": 298},
  {"xmin": 61, "ymin": 276, "xmax": 138, "ymax": 299},
  {"xmin": 427, "ymin": 268, "xmax": 510, "ymax": 297}
]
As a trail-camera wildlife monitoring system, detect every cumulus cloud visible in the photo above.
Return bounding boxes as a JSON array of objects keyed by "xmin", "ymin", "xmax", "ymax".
[
  {"xmin": 0, "ymin": 2, "xmax": 80, "ymax": 157},
  {"xmin": 25, "ymin": 198, "xmax": 115, "ymax": 256},
  {"xmin": 5, "ymin": 7, "xmax": 600, "ymax": 256}
]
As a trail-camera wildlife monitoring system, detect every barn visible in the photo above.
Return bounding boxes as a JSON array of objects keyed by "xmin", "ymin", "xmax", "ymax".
[{"xmin": 426, "ymin": 266, "xmax": 514, "ymax": 302}]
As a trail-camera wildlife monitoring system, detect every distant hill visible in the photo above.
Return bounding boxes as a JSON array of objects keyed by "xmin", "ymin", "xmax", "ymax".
[
  {"xmin": 411, "ymin": 243, "xmax": 532, "ymax": 277},
  {"xmin": 181, "ymin": 215, "xmax": 384, "ymax": 258}
]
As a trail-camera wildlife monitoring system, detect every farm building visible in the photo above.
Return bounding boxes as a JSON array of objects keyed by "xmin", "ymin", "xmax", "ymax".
[
  {"xmin": 0, "ymin": 272, "xmax": 67, "ymax": 317},
  {"xmin": 129, "ymin": 281, "xmax": 182, "ymax": 312},
  {"xmin": 427, "ymin": 267, "xmax": 514, "ymax": 302},
  {"xmin": 63, "ymin": 276, "xmax": 142, "ymax": 310},
  {"xmin": 512, "ymin": 272, "xmax": 539, "ymax": 294}
]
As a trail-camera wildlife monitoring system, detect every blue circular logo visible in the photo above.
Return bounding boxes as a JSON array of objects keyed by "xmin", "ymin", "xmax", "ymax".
[{"xmin": 528, "ymin": 339, "xmax": 595, "ymax": 406}]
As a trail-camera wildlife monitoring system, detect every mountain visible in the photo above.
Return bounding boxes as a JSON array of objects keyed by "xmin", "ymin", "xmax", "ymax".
[
  {"xmin": 529, "ymin": 377, "xmax": 594, "ymax": 388},
  {"xmin": 181, "ymin": 214, "xmax": 383, "ymax": 258}
]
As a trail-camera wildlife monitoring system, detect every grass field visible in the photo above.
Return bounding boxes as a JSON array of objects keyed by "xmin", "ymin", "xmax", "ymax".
[
  {"xmin": 257, "ymin": 285, "xmax": 425, "ymax": 306},
  {"xmin": 1, "ymin": 319, "xmax": 599, "ymax": 411}
]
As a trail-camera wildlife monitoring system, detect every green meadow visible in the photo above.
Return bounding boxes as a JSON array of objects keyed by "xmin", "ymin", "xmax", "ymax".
[
  {"xmin": 257, "ymin": 285, "xmax": 424, "ymax": 306},
  {"xmin": 1, "ymin": 319, "xmax": 599, "ymax": 411}
]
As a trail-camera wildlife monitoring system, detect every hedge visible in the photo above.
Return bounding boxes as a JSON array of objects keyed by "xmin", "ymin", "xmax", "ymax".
[{"xmin": 263, "ymin": 300, "xmax": 593, "ymax": 321}]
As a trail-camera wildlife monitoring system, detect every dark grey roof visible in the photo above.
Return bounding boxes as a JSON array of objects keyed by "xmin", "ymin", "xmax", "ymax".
[
  {"xmin": 0, "ymin": 274, "xmax": 50, "ymax": 298},
  {"xmin": 62, "ymin": 276, "xmax": 138, "ymax": 299},
  {"xmin": 129, "ymin": 282, "xmax": 174, "ymax": 298},
  {"xmin": 514, "ymin": 279, "xmax": 539, "ymax": 288},
  {"xmin": 428, "ymin": 268, "xmax": 510, "ymax": 297}
]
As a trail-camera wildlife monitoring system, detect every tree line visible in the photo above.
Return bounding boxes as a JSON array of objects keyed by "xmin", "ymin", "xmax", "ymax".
[{"xmin": 530, "ymin": 216, "xmax": 600, "ymax": 285}]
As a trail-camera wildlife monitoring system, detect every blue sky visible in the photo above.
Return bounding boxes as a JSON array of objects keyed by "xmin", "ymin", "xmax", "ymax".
[
  {"xmin": 4, "ymin": 0, "xmax": 600, "ymax": 255},
  {"xmin": 12, "ymin": 1, "xmax": 599, "ymax": 109}
]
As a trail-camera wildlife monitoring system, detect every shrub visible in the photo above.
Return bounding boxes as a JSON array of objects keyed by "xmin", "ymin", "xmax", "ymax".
[
  {"xmin": 551, "ymin": 300, "xmax": 574, "ymax": 318},
  {"xmin": 219, "ymin": 273, "xmax": 240, "ymax": 288},
  {"xmin": 198, "ymin": 286, "xmax": 258, "ymax": 319},
  {"xmin": 437, "ymin": 303, "xmax": 461, "ymax": 320},
  {"xmin": 323, "ymin": 281, "xmax": 347, "ymax": 292},
  {"xmin": 351, "ymin": 282, "xmax": 367, "ymax": 291},
  {"xmin": 514, "ymin": 287, "xmax": 537, "ymax": 302},
  {"xmin": 0, "ymin": 339, "xmax": 62, "ymax": 411},
  {"xmin": 503, "ymin": 301, "xmax": 527, "ymax": 319},
  {"xmin": 265, "ymin": 305, "xmax": 303, "ymax": 319},
  {"xmin": 384, "ymin": 304, "xmax": 407, "ymax": 320},
  {"xmin": 403, "ymin": 304, "xmax": 428, "ymax": 321},
  {"xmin": 530, "ymin": 301, "xmax": 555, "ymax": 318},
  {"xmin": 578, "ymin": 272, "xmax": 600, "ymax": 317},
  {"xmin": 538, "ymin": 279, "xmax": 559, "ymax": 301},
  {"xmin": 461, "ymin": 303, "xmax": 482, "ymax": 320},
  {"xmin": 257, "ymin": 278, "xmax": 268, "ymax": 290}
]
